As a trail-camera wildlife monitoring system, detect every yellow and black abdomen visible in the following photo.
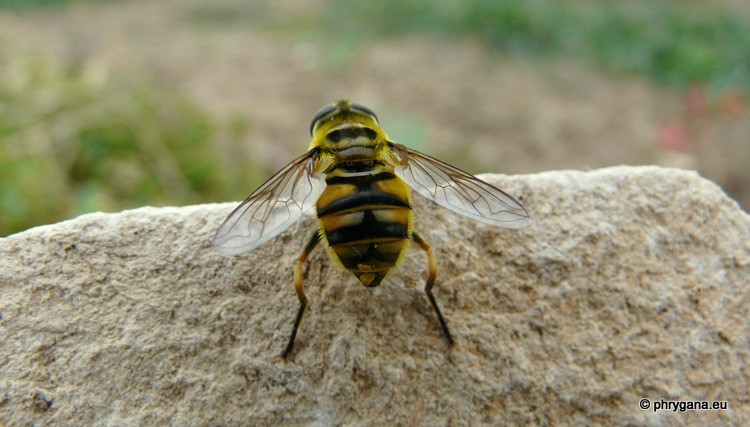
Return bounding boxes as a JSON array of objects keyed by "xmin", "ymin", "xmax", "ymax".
[{"xmin": 316, "ymin": 165, "xmax": 413, "ymax": 287}]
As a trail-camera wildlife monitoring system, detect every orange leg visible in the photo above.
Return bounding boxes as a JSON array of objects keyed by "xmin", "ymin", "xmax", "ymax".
[
  {"xmin": 412, "ymin": 231, "xmax": 455, "ymax": 347},
  {"xmin": 281, "ymin": 230, "xmax": 321, "ymax": 360}
]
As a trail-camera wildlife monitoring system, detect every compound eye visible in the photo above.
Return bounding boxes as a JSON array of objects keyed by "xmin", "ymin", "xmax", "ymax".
[
  {"xmin": 310, "ymin": 104, "xmax": 337, "ymax": 135},
  {"xmin": 351, "ymin": 103, "xmax": 378, "ymax": 123}
]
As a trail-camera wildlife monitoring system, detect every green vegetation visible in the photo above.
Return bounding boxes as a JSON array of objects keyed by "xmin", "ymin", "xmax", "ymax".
[
  {"xmin": 324, "ymin": 0, "xmax": 750, "ymax": 90},
  {"xmin": 0, "ymin": 55, "xmax": 253, "ymax": 236}
]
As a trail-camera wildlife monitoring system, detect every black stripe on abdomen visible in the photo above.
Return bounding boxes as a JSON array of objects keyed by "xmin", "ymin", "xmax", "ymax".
[
  {"xmin": 325, "ymin": 219, "xmax": 409, "ymax": 245},
  {"xmin": 317, "ymin": 191, "xmax": 409, "ymax": 217}
]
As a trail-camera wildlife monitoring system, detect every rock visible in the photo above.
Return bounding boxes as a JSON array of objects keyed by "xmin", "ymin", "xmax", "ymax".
[{"xmin": 1, "ymin": 166, "xmax": 748, "ymax": 425}]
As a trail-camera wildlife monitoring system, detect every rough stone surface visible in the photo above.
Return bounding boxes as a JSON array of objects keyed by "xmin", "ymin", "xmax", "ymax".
[{"xmin": 1, "ymin": 166, "xmax": 748, "ymax": 425}]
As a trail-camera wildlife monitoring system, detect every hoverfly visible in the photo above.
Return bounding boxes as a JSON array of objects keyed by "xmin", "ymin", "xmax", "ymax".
[{"xmin": 214, "ymin": 100, "xmax": 529, "ymax": 359}]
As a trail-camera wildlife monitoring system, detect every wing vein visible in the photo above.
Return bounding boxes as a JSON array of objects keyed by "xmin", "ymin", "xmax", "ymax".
[
  {"xmin": 393, "ymin": 145, "xmax": 530, "ymax": 228},
  {"xmin": 213, "ymin": 151, "xmax": 327, "ymax": 255}
]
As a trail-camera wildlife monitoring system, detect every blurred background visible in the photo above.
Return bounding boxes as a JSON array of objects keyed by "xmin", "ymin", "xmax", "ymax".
[{"xmin": 1, "ymin": 0, "xmax": 748, "ymax": 236}]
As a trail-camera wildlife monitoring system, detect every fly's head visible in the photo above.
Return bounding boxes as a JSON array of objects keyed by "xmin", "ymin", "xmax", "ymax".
[{"xmin": 308, "ymin": 101, "xmax": 389, "ymax": 162}]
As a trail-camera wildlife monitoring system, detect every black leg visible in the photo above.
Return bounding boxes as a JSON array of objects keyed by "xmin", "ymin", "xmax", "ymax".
[
  {"xmin": 281, "ymin": 230, "xmax": 321, "ymax": 360},
  {"xmin": 282, "ymin": 299, "xmax": 306, "ymax": 359},
  {"xmin": 412, "ymin": 231, "xmax": 455, "ymax": 347}
]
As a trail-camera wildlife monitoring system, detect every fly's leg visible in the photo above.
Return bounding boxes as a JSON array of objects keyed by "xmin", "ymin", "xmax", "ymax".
[
  {"xmin": 412, "ymin": 231, "xmax": 455, "ymax": 347},
  {"xmin": 281, "ymin": 229, "xmax": 321, "ymax": 360}
]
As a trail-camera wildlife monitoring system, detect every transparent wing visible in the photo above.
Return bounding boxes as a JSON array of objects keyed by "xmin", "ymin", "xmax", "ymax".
[
  {"xmin": 392, "ymin": 144, "xmax": 530, "ymax": 228},
  {"xmin": 213, "ymin": 151, "xmax": 326, "ymax": 255}
]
